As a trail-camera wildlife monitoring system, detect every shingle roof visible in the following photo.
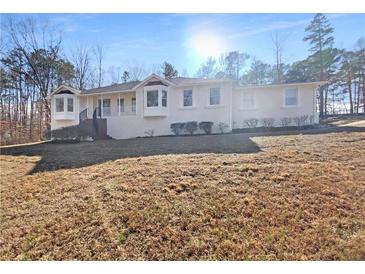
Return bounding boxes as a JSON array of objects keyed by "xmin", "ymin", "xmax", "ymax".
[
  {"xmin": 169, "ymin": 77, "xmax": 230, "ymax": 85},
  {"xmin": 81, "ymin": 81, "xmax": 141, "ymax": 94},
  {"xmin": 80, "ymin": 76, "xmax": 229, "ymax": 94}
]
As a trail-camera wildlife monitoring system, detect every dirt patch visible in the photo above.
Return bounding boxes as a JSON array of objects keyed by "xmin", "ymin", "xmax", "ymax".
[{"xmin": 0, "ymin": 131, "xmax": 364, "ymax": 260}]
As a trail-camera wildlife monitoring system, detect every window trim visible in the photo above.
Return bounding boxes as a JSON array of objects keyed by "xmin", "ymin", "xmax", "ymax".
[
  {"xmin": 146, "ymin": 89, "xmax": 159, "ymax": 108},
  {"xmin": 209, "ymin": 87, "xmax": 221, "ymax": 106},
  {"xmin": 241, "ymin": 90, "xmax": 256, "ymax": 110},
  {"xmin": 54, "ymin": 94, "xmax": 75, "ymax": 114},
  {"xmin": 283, "ymin": 87, "xmax": 299, "ymax": 108},
  {"xmin": 102, "ymin": 98, "xmax": 111, "ymax": 117},
  {"xmin": 162, "ymin": 89, "xmax": 167, "ymax": 107},
  {"xmin": 182, "ymin": 89, "xmax": 194, "ymax": 108},
  {"xmin": 67, "ymin": 97, "xmax": 74, "ymax": 112},
  {"xmin": 55, "ymin": 97, "xmax": 64, "ymax": 112}
]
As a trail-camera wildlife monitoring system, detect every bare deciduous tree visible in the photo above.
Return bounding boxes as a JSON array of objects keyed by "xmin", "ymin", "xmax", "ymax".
[
  {"xmin": 71, "ymin": 44, "xmax": 91, "ymax": 90},
  {"xmin": 93, "ymin": 42, "xmax": 104, "ymax": 87}
]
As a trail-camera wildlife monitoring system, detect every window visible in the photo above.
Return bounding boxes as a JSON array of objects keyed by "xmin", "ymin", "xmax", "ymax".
[
  {"xmin": 162, "ymin": 90, "xmax": 167, "ymax": 107},
  {"xmin": 209, "ymin": 88, "xmax": 220, "ymax": 105},
  {"xmin": 132, "ymin": 97, "xmax": 136, "ymax": 112},
  {"xmin": 242, "ymin": 91, "xmax": 255, "ymax": 109},
  {"xmin": 183, "ymin": 90, "xmax": 193, "ymax": 107},
  {"xmin": 67, "ymin": 98, "xmax": 74, "ymax": 112},
  {"xmin": 56, "ymin": 98, "xmax": 64, "ymax": 112},
  {"xmin": 117, "ymin": 98, "xmax": 125, "ymax": 112},
  {"xmin": 102, "ymin": 99, "xmax": 111, "ymax": 116},
  {"xmin": 147, "ymin": 90, "xmax": 158, "ymax": 107},
  {"xmin": 285, "ymin": 88, "xmax": 298, "ymax": 107}
]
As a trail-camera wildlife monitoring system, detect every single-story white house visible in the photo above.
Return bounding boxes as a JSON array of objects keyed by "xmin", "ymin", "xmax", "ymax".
[{"xmin": 49, "ymin": 74, "xmax": 325, "ymax": 139}]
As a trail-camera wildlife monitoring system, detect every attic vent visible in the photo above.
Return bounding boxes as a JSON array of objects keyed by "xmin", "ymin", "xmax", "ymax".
[
  {"xmin": 56, "ymin": 90, "xmax": 74, "ymax": 95},
  {"xmin": 145, "ymin": 81, "xmax": 168, "ymax": 86}
]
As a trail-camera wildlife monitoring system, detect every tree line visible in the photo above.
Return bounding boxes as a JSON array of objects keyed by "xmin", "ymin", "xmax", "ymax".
[
  {"xmin": 195, "ymin": 14, "xmax": 365, "ymax": 117},
  {"xmin": 0, "ymin": 14, "xmax": 364, "ymax": 145}
]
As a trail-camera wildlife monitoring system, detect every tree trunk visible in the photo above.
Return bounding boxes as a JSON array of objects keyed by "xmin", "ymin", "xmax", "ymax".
[{"xmin": 348, "ymin": 77, "xmax": 353, "ymax": 114}]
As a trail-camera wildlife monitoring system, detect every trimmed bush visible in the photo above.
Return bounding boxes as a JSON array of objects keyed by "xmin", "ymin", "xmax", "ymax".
[
  {"xmin": 199, "ymin": 121, "xmax": 214, "ymax": 134},
  {"xmin": 185, "ymin": 121, "xmax": 198, "ymax": 135},
  {"xmin": 244, "ymin": 118, "xmax": 259, "ymax": 128},
  {"xmin": 280, "ymin": 117, "xmax": 292, "ymax": 127},
  {"xmin": 261, "ymin": 118, "xmax": 275, "ymax": 128},
  {"xmin": 217, "ymin": 122, "xmax": 229, "ymax": 134},
  {"xmin": 293, "ymin": 115, "xmax": 308, "ymax": 128},
  {"xmin": 170, "ymin": 123, "xmax": 185, "ymax": 135}
]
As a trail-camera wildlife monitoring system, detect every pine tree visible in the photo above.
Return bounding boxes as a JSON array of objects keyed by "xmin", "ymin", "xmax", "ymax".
[
  {"xmin": 161, "ymin": 62, "xmax": 178, "ymax": 80},
  {"xmin": 303, "ymin": 13, "xmax": 335, "ymax": 117}
]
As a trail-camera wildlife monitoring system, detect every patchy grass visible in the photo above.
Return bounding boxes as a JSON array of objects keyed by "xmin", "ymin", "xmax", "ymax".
[{"xmin": 0, "ymin": 130, "xmax": 365, "ymax": 260}]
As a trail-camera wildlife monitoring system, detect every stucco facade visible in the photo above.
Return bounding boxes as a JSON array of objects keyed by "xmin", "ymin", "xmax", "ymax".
[{"xmin": 50, "ymin": 75, "xmax": 324, "ymax": 139}]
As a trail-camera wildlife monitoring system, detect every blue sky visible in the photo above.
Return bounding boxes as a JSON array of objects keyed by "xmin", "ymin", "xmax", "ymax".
[{"xmin": 8, "ymin": 13, "xmax": 365, "ymax": 76}]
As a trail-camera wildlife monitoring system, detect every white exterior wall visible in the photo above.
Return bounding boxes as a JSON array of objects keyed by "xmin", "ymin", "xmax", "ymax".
[
  {"xmin": 50, "ymin": 80, "xmax": 319, "ymax": 139},
  {"xmin": 232, "ymin": 85, "xmax": 317, "ymax": 128},
  {"xmin": 107, "ymin": 82, "xmax": 233, "ymax": 139}
]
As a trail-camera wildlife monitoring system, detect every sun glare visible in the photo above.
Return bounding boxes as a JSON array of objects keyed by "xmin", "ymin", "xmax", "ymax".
[{"xmin": 190, "ymin": 32, "xmax": 225, "ymax": 60}]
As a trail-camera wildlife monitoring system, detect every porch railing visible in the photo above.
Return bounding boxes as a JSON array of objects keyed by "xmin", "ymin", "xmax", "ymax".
[{"xmin": 90, "ymin": 105, "xmax": 136, "ymax": 118}]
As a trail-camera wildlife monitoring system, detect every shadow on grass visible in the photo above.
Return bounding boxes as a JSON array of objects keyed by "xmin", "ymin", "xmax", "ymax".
[
  {"xmin": 0, "ymin": 133, "xmax": 262, "ymax": 174},
  {"xmin": 1, "ymin": 125, "xmax": 363, "ymax": 174}
]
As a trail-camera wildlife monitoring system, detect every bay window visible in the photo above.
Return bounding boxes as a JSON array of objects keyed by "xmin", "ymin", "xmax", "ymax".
[
  {"xmin": 56, "ymin": 98, "xmax": 64, "ymax": 112},
  {"xmin": 147, "ymin": 90, "xmax": 159, "ymax": 107},
  {"xmin": 162, "ymin": 90, "xmax": 167, "ymax": 107},
  {"xmin": 67, "ymin": 98, "xmax": 74, "ymax": 112}
]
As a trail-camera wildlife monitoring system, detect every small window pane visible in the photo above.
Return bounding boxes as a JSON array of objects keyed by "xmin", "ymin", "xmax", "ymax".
[
  {"xmin": 242, "ymin": 91, "xmax": 255, "ymax": 109},
  {"xmin": 132, "ymin": 98, "xmax": 136, "ymax": 112},
  {"xmin": 56, "ymin": 98, "xmax": 64, "ymax": 112},
  {"xmin": 67, "ymin": 98, "xmax": 74, "ymax": 112},
  {"xmin": 183, "ymin": 90, "xmax": 193, "ymax": 107},
  {"xmin": 210, "ymin": 88, "xmax": 220, "ymax": 105},
  {"xmin": 147, "ymin": 90, "xmax": 158, "ymax": 107},
  {"xmin": 162, "ymin": 90, "xmax": 167, "ymax": 107},
  {"xmin": 118, "ymin": 98, "xmax": 124, "ymax": 112},
  {"xmin": 285, "ymin": 88, "xmax": 298, "ymax": 106}
]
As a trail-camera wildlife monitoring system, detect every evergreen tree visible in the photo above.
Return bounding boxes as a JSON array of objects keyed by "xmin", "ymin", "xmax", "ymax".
[
  {"xmin": 303, "ymin": 13, "xmax": 335, "ymax": 117},
  {"xmin": 161, "ymin": 62, "xmax": 178, "ymax": 80}
]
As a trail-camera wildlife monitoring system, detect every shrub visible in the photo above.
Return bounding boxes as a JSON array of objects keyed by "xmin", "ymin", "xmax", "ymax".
[
  {"xmin": 300, "ymin": 115, "xmax": 308, "ymax": 125},
  {"xmin": 261, "ymin": 118, "xmax": 275, "ymax": 128},
  {"xmin": 280, "ymin": 117, "xmax": 292, "ymax": 127},
  {"xmin": 170, "ymin": 123, "xmax": 185, "ymax": 135},
  {"xmin": 199, "ymin": 121, "xmax": 214, "ymax": 134},
  {"xmin": 244, "ymin": 118, "xmax": 259, "ymax": 128},
  {"xmin": 293, "ymin": 115, "xmax": 308, "ymax": 128},
  {"xmin": 185, "ymin": 121, "xmax": 198, "ymax": 135},
  {"xmin": 217, "ymin": 122, "xmax": 229, "ymax": 134},
  {"xmin": 51, "ymin": 125, "xmax": 89, "ymax": 141},
  {"xmin": 309, "ymin": 115, "xmax": 314, "ymax": 125},
  {"xmin": 144, "ymin": 129, "xmax": 154, "ymax": 137}
]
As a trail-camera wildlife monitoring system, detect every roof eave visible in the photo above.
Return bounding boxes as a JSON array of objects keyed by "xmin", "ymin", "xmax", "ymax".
[{"xmin": 235, "ymin": 81, "xmax": 328, "ymax": 90}]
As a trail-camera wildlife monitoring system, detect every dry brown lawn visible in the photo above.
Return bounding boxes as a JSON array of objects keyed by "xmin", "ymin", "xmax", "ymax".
[{"xmin": 0, "ymin": 129, "xmax": 365, "ymax": 260}]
